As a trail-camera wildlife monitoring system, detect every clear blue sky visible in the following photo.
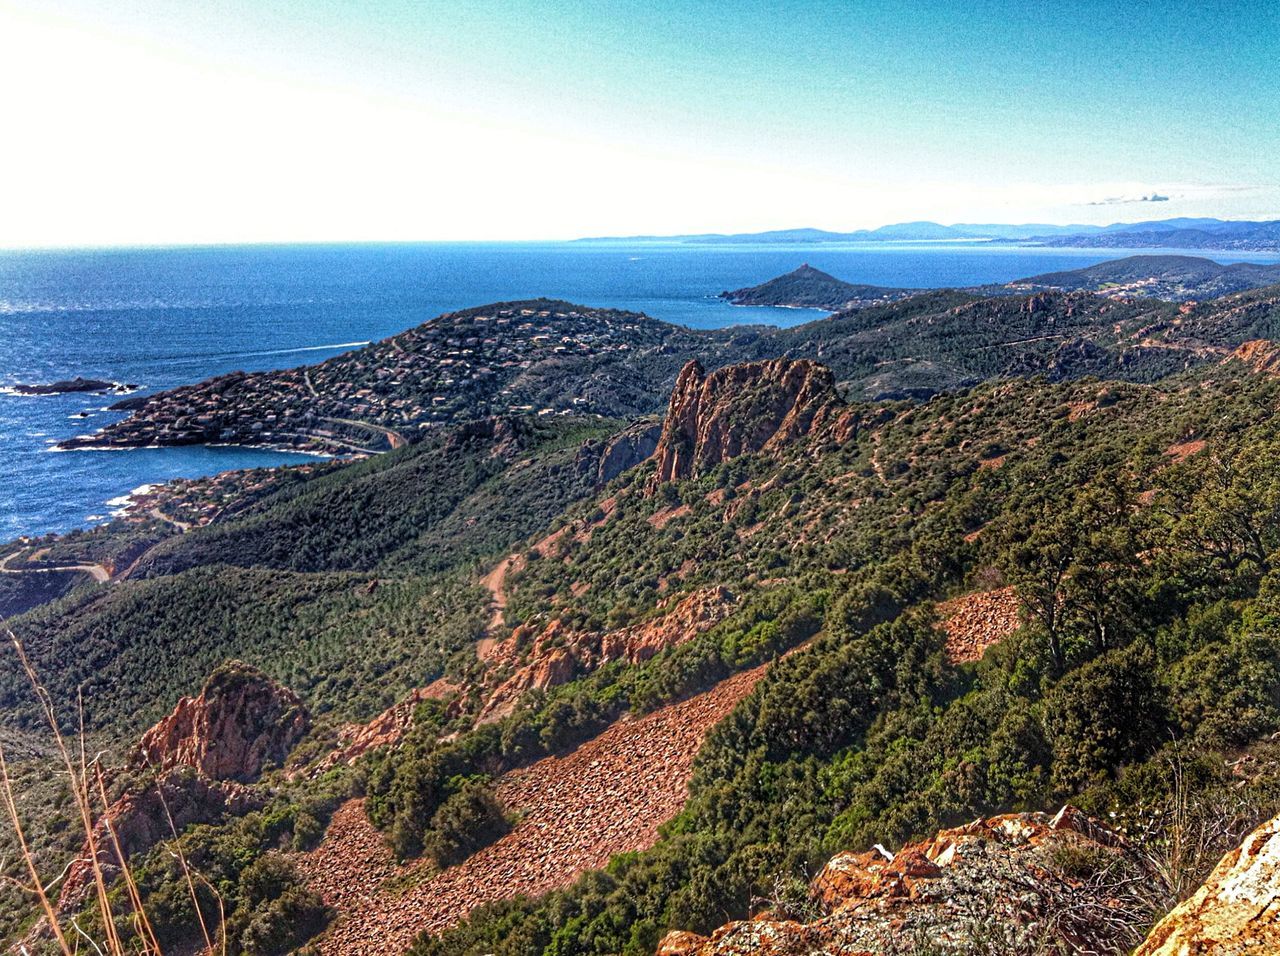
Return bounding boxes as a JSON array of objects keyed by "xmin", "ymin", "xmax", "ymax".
[{"xmin": 0, "ymin": 0, "xmax": 1276, "ymax": 245}]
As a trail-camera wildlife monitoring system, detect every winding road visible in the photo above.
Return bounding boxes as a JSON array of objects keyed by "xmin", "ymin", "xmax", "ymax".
[{"xmin": 0, "ymin": 549, "xmax": 109, "ymax": 583}]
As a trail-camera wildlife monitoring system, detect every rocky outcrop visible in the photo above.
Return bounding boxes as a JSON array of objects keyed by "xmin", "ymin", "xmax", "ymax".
[
  {"xmin": 1135, "ymin": 810, "xmax": 1280, "ymax": 956},
  {"xmin": 133, "ymin": 660, "xmax": 310, "ymax": 781},
  {"xmin": 316, "ymin": 678, "xmax": 461, "ymax": 773},
  {"xmin": 659, "ymin": 807, "xmax": 1154, "ymax": 955},
  {"xmin": 51, "ymin": 770, "xmax": 263, "ymax": 923},
  {"xmin": 479, "ymin": 587, "xmax": 736, "ymax": 722},
  {"xmin": 1226, "ymin": 338, "xmax": 1280, "ymax": 376},
  {"xmin": 10, "ymin": 377, "xmax": 137, "ymax": 395},
  {"xmin": 577, "ymin": 420, "xmax": 663, "ymax": 485},
  {"xmin": 651, "ymin": 359, "xmax": 852, "ymax": 488},
  {"xmin": 41, "ymin": 662, "xmax": 309, "ymax": 938}
]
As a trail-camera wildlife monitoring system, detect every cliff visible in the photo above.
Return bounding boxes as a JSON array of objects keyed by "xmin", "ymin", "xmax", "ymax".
[{"xmin": 651, "ymin": 359, "xmax": 852, "ymax": 487}]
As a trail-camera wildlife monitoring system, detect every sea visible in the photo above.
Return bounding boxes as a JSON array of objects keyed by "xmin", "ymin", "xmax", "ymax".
[{"xmin": 4, "ymin": 241, "xmax": 1279, "ymax": 541}]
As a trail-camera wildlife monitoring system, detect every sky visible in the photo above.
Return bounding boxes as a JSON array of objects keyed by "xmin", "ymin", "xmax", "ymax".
[{"xmin": 0, "ymin": 0, "xmax": 1277, "ymax": 246}]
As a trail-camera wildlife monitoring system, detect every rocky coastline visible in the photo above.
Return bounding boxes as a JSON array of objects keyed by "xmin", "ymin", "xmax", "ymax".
[{"xmin": 7, "ymin": 376, "xmax": 139, "ymax": 396}]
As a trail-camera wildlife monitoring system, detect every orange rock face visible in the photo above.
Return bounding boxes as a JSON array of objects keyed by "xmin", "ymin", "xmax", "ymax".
[
  {"xmin": 1227, "ymin": 338, "xmax": 1280, "ymax": 376},
  {"xmin": 133, "ymin": 660, "xmax": 309, "ymax": 781},
  {"xmin": 478, "ymin": 586, "xmax": 736, "ymax": 722},
  {"xmin": 37, "ymin": 662, "xmax": 308, "ymax": 944},
  {"xmin": 650, "ymin": 359, "xmax": 854, "ymax": 488},
  {"xmin": 660, "ymin": 807, "xmax": 1152, "ymax": 955},
  {"xmin": 317, "ymin": 677, "xmax": 460, "ymax": 773},
  {"xmin": 1134, "ymin": 810, "xmax": 1280, "ymax": 956}
]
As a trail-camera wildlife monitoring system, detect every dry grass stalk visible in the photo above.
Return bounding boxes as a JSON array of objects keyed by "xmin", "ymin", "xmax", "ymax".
[
  {"xmin": 149, "ymin": 761, "xmax": 224, "ymax": 956},
  {"xmin": 0, "ymin": 740, "xmax": 73, "ymax": 955},
  {"xmin": 0, "ymin": 623, "xmax": 222, "ymax": 955}
]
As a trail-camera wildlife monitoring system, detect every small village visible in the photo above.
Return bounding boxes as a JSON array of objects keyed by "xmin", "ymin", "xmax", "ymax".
[{"xmin": 60, "ymin": 303, "xmax": 687, "ymax": 455}]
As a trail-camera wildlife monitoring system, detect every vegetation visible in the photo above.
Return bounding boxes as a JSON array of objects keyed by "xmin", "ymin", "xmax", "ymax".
[
  {"xmin": 7, "ymin": 284, "xmax": 1280, "ymax": 953},
  {"xmin": 411, "ymin": 369, "xmax": 1280, "ymax": 954}
]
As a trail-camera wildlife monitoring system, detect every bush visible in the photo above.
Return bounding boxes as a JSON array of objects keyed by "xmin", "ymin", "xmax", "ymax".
[{"xmin": 422, "ymin": 778, "xmax": 512, "ymax": 869}]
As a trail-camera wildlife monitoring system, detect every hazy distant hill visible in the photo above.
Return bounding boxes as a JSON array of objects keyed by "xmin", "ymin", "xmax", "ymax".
[
  {"xmin": 1029, "ymin": 220, "xmax": 1280, "ymax": 251},
  {"xmin": 578, "ymin": 218, "xmax": 1280, "ymax": 250}
]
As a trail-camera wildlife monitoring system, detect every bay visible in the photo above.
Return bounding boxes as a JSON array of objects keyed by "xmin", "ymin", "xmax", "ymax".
[{"xmin": 3, "ymin": 240, "xmax": 1278, "ymax": 539}]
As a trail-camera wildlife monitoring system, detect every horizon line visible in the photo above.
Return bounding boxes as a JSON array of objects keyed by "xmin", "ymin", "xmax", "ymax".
[{"xmin": 3, "ymin": 213, "xmax": 1279, "ymax": 254}]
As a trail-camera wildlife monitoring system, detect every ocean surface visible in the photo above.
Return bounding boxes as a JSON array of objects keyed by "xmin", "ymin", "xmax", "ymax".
[{"xmin": 4, "ymin": 241, "xmax": 1279, "ymax": 541}]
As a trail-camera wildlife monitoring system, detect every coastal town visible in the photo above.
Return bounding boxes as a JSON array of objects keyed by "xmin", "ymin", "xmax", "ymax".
[{"xmin": 60, "ymin": 301, "xmax": 701, "ymax": 455}]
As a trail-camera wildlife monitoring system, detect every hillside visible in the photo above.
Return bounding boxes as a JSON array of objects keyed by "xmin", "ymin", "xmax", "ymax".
[
  {"xmin": 53, "ymin": 279, "xmax": 1280, "ymax": 456},
  {"xmin": 1031, "ymin": 219, "xmax": 1280, "ymax": 251},
  {"xmin": 59, "ymin": 300, "xmax": 705, "ymax": 454},
  {"xmin": 729, "ymin": 255, "xmax": 1280, "ymax": 311},
  {"xmin": 10, "ymin": 297, "xmax": 1280, "ymax": 952},
  {"xmin": 1014, "ymin": 254, "xmax": 1280, "ymax": 298},
  {"xmin": 719, "ymin": 263, "xmax": 916, "ymax": 310}
]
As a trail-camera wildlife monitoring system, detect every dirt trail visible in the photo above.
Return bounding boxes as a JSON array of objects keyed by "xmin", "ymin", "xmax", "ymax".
[
  {"xmin": 148, "ymin": 507, "xmax": 192, "ymax": 532},
  {"xmin": 321, "ymin": 416, "xmax": 407, "ymax": 450},
  {"xmin": 299, "ymin": 663, "xmax": 772, "ymax": 955},
  {"xmin": 475, "ymin": 553, "xmax": 522, "ymax": 659}
]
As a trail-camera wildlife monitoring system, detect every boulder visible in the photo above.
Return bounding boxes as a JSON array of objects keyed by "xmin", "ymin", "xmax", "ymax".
[{"xmin": 1135, "ymin": 810, "xmax": 1280, "ymax": 955}]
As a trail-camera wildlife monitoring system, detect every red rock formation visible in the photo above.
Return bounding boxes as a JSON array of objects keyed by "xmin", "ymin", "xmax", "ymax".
[
  {"xmin": 43, "ymin": 662, "xmax": 309, "ymax": 932},
  {"xmin": 650, "ymin": 359, "xmax": 853, "ymax": 489},
  {"xmin": 478, "ymin": 587, "xmax": 736, "ymax": 722},
  {"xmin": 1226, "ymin": 338, "xmax": 1280, "ymax": 376},
  {"xmin": 660, "ymin": 806, "xmax": 1153, "ymax": 955},
  {"xmin": 133, "ymin": 660, "xmax": 309, "ymax": 781},
  {"xmin": 316, "ymin": 678, "xmax": 461, "ymax": 773},
  {"xmin": 51, "ymin": 771, "xmax": 261, "ymax": 923},
  {"xmin": 1135, "ymin": 810, "xmax": 1280, "ymax": 955}
]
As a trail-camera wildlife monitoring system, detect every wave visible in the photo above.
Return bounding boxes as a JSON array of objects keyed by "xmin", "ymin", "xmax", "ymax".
[
  {"xmin": 160, "ymin": 341, "xmax": 371, "ymax": 365},
  {"xmin": 221, "ymin": 341, "xmax": 370, "ymax": 359}
]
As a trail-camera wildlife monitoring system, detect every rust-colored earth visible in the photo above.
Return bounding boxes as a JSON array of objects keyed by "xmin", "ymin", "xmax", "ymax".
[{"xmin": 299, "ymin": 663, "xmax": 771, "ymax": 955}]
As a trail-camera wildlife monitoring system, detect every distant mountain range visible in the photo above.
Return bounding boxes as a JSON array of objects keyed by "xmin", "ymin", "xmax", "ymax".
[
  {"xmin": 721, "ymin": 255, "xmax": 1280, "ymax": 311},
  {"xmin": 580, "ymin": 218, "xmax": 1280, "ymax": 251}
]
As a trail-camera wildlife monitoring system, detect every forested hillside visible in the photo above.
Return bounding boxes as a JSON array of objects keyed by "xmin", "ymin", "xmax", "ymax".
[{"xmin": 7, "ymin": 283, "xmax": 1280, "ymax": 954}]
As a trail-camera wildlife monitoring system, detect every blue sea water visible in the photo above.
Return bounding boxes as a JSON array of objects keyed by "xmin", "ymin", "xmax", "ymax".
[{"xmin": 3, "ymin": 241, "xmax": 1279, "ymax": 541}]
